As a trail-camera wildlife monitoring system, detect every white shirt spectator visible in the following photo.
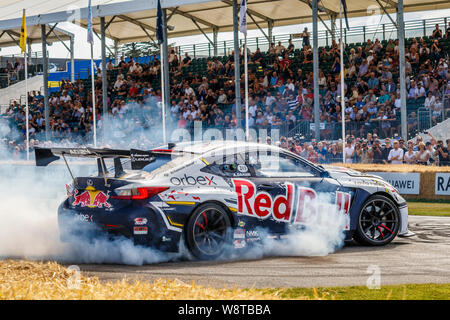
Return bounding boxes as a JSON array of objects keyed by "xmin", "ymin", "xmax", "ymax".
[
  {"xmin": 249, "ymin": 104, "xmax": 258, "ymax": 117},
  {"xmin": 344, "ymin": 146, "xmax": 354, "ymax": 163},
  {"xmin": 265, "ymin": 95, "xmax": 276, "ymax": 106},
  {"xmin": 388, "ymin": 148, "xmax": 404, "ymax": 164}
]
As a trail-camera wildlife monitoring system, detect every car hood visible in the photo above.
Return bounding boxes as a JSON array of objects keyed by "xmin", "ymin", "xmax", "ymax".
[{"xmin": 322, "ymin": 165, "xmax": 383, "ymax": 180}]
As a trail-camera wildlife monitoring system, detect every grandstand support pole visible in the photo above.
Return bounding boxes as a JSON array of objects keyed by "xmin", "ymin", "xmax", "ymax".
[
  {"xmin": 70, "ymin": 35, "xmax": 75, "ymax": 83},
  {"xmin": 162, "ymin": 8, "xmax": 170, "ymax": 145},
  {"xmin": 331, "ymin": 14, "xmax": 337, "ymax": 41},
  {"xmin": 244, "ymin": 35, "xmax": 249, "ymax": 141},
  {"xmin": 268, "ymin": 20, "xmax": 273, "ymax": 45},
  {"xmin": 24, "ymin": 50, "xmax": 29, "ymax": 161},
  {"xmin": 398, "ymin": 0, "xmax": 407, "ymax": 140},
  {"xmin": 312, "ymin": 0, "xmax": 320, "ymax": 142},
  {"xmin": 160, "ymin": 43, "xmax": 167, "ymax": 145},
  {"xmin": 339, "ymin": 0, "xmax": 346, "ymax": 163},
  {"xmin": 213, "ymin": 28, "xmax": 219, "ymax": 57},
  {"xmin": 90, "ymin": 43, "xmax": 97, "ymax": 148},
  {"xmin": 162, "ymin": 9, "xmax": 170, "ymax": 119},
  {"xmin": 233, "ymin": 0, "xmax": 241, "ymax": 130},
  {"xmin": 114, "ymin": 40, "xmax": 119, "ymax": 65},
  {"xmin": 101, "ymin": 17, "xmax": 108, "ymax": 120},
  {"xmin": 41, "ymin": 24, "xmax": 49, "ymax": 140}
]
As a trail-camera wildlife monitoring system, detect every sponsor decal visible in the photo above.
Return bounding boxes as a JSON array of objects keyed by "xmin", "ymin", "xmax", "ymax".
[
  {"xmin": 75, "ymin": 213, "xmax": 93, "ymax": 223},
  {"xmin": 238, "ymin": 220, "xmax": 246, "ymax": 227},
  {"xmin": 134, "ymin": 217, "xmax": 148, "ymax": 225},
  {"xmin": 237, "ymin": 164, "xmax": 248, "ymax": 173},
  {"xmin": 170, "ymin": 174, "xmax": 217, "ymax": 186},
  {"xmin": 72, "ymin": 186, "xmax": 111, "ymax": 209},
  {"xmin": 246, "ymin": 230, "xmax": 259, "ymax": 238},
  {"xmin": 294, "ymin": 188, "xmax": 351, "ymax": 228},
  {"xmin": 232, "ymin": 179, "xmax": 351, "ymax": 226},
  {"xmin": 435, "ymin": 173, "xmax": 450, "ymax": 196},
  {"xmin": 69, "ymin": 148, "xmax": 90, "ymax": 155},
  {"xmin": 233, "ymin": 239, "xmax": 246, "ymax": 248},
  {"xmin": 233, "ymin": 172, "xmax": 251, "ymax": 177},
  {"xmin": 162, "ymin": 236, "xmax": 172, "ymax": 242},
  {"xmin": 133, "ymin": 226, "xmax": 148, "ymax": 235},
  {"xmin": 232, "ymin": 179, "xmax": 294, "ymax": 222},
  {"xmin": 233, "ymin": 228, "xmax": 246, "ymax": 239},
  {"xmin": 336, "ymin": 191, "xmax": 351, "ymax": 230}
]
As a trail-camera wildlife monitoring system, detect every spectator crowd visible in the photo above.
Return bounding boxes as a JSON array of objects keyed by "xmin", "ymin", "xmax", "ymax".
[
  {"xmin": 1, "ymin": 21, "xmax": 450, "ymax": 162},
  {"xmin": 271, "ymin": 132, "xmax": 450, "ymax": 166}
]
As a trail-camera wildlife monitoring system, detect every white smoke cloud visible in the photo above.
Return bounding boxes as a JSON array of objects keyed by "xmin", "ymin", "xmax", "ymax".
[{"xmin": 0, "ymin": 103, "xmax": 348, "ymax": 265}]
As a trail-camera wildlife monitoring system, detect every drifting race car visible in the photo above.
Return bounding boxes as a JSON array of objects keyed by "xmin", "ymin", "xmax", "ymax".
[{"xmin": 35, "ymin": 141, "xmax": 413, "ymax": 260}]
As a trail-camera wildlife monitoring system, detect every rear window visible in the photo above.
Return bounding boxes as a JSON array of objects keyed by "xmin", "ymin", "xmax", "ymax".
[
  {"xmin": 142, "ymin": 157, "xmax": 171, "ymax": 172},
  {"xmin": 106, "ymin": 153, "xmax": 197, "ymax": 176}
]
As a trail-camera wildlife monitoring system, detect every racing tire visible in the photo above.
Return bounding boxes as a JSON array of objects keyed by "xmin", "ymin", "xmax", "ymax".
[
  {"xmin": 354, "ymin": 195, "xmax": 400, "ymax": 246},
  {"xmin": 185, "ymin": 203, "xmax": 232, "ymax": 260}
]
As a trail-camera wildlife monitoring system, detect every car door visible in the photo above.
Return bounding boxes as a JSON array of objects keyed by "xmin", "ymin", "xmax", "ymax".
[{"xmin": 242, "ymin": 150, "xmax": 341, "ymax": 233}]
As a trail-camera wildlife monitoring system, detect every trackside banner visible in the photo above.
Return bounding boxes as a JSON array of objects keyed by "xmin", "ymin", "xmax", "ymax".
[
  {"xmin": 367, "ymin": 172, "xmax": 420, "ymax": 195},
  {"xmin": 435, "ymin": 173, "xmax": 450, "ymax": 196}
]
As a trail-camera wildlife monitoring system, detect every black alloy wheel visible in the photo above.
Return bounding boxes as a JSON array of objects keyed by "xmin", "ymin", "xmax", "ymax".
[
  {"xmin": 185, "ymin": 203, "xmax": 232, "ymax": 260},
  {"xmin": 355, "ymin": 195, "xmax": 400, "ymax": 246}
]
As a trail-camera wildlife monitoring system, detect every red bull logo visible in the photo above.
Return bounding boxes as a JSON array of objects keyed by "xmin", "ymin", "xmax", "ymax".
[{"xmin": 72, "ymin": 186, "xmax": 111, "ymax": 209}]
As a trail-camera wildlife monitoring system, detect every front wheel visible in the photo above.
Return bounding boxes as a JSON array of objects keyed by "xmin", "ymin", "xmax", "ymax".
[
  {"xmin": 354, "ymin": 195, "xmax": 400, "ymax": 246},
  {"xmin": 185, "ymin": 203, "xmax": 232, "ymax": 260}
]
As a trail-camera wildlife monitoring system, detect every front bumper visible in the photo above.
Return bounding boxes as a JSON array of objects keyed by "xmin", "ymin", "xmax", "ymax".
[{"xmin": 398, "ymin": 204, "xmax": 415, "ymax": 236}]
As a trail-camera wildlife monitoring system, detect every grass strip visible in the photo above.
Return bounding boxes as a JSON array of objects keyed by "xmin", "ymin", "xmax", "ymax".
[{"xmin": 259, "ymin": 283, "xmax": 450, "ymax": 300}]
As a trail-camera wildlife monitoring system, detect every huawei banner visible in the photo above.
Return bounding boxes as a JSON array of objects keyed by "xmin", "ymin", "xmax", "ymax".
[{"xmin": 367, "ymin": 172, "xmax": 421, "ymax": 195}]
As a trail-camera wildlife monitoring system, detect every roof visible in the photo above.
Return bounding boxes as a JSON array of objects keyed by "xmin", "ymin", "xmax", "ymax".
[
  {"xmin": 1, "ymin": 0, "xmax": 450, "ymax": 46},
  {"xmin": 0, "ymin": 24, "xmax": 73, "ymax": 48},
  {"xmin": 0, "ymin": 0, "xmax": 449, "ymax": 46}
]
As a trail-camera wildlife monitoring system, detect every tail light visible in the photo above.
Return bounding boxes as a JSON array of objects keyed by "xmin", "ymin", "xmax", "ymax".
[{"xmin": 111, "ymin": 187, "xmax": 169, "ymax": 200}]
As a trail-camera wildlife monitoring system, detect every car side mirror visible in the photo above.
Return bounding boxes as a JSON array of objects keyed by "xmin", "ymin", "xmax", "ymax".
[{"xmin": 320, "ymin": 170, "xmax": 330, "ymax": 178}]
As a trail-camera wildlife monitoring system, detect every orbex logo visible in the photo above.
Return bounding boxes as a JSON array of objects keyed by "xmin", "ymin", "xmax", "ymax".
[{"xmin": 170, "ymin": 174, "xmax": 217, "ymax": 186}]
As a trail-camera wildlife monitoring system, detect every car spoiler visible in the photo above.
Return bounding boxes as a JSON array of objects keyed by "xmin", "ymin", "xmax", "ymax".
[
  {"xmin": 35, "ymin": 147, "xmax": 155, "ymax": 169},
  {"xmin": 35, "ymin": 147, "xmax": 158, "ymax": 186}
]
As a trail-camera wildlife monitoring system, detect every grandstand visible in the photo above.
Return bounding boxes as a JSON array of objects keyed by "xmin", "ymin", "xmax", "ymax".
[{"xmin": 0, "ymin": 0, "xmax": 449, "ymax": 165}]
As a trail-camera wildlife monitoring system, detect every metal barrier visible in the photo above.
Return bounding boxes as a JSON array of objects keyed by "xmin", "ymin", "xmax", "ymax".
[
  {"xmin": 417, "ymin": 107, "xmax": 432, "ymax": 132},
  {"xmin": 287, "ymin": 121, "xmax": 311, "ymax": 139}
]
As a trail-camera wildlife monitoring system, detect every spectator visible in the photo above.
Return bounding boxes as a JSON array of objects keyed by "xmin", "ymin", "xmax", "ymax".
[
  {"xmin": 388, "ymin": 140, "xmax": 404, "ymax": 164},
  {"xmin": 415, "ymin": 142, "xmax": 429, "ymax": 165},
  {"xmin": 432, "ymin": 24, "xmax": 442, "ymax": 39},
  {"xmin": 301, "ymin": 27, "xmax": 310, "ymax": 47},
  {"xmin": 344, "ymin": 139, "xmax": 354, "ymax": 163},
  {"xmin": 436, "ymin": 140, "xmax": 449, "ymax": 166}
]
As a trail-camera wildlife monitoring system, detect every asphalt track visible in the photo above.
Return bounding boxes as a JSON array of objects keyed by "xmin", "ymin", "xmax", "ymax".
[{"xmin": 79, "ymin": 216, "xmax": 450, "ymax": 288}]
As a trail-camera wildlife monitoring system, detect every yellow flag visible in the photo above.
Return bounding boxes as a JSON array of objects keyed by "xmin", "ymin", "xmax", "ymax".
[{"xmin": 19, "ymin": 9, "xmax": 26, "ymax": 53}]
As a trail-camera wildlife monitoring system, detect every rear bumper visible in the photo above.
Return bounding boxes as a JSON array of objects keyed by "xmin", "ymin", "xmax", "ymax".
[{"xmin": 57, "ymin": 199, "xmax": 182, "ymax": 252}]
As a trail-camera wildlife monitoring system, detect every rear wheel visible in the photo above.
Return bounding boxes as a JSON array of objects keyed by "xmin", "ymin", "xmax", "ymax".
[
  {"xmin": 354, "ymin": 195, "xmax": 400, "ymax": 246},
  {"xmin": 185, "ymin": 203, "xmax": 232, "ymax": 260}
]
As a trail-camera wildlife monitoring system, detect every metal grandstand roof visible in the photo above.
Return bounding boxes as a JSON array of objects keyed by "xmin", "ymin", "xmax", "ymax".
[{"xmin": 0, "ymin": 0, "xmax": 449, "ymax": 47}]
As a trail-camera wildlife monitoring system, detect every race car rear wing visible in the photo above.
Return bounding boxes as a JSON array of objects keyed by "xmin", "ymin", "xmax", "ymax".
[
  {"xmin": 35, "ymin": 147, "xmax": 154, "ymax": 169},
  {"xmin": 35, "ymin": 147, "xmax": 157, "ymax": 186}
]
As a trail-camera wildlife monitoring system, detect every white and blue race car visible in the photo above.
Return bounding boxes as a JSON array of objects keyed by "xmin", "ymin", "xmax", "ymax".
[{"xmin": 36, "ymin": 141, "xmax": 414, "ymax": 260}]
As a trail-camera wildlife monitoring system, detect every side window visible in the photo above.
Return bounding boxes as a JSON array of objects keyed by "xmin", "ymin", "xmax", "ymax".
[{"xmin": 252, "ymin": 153, "xmax": 315, "ymax": 178}]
